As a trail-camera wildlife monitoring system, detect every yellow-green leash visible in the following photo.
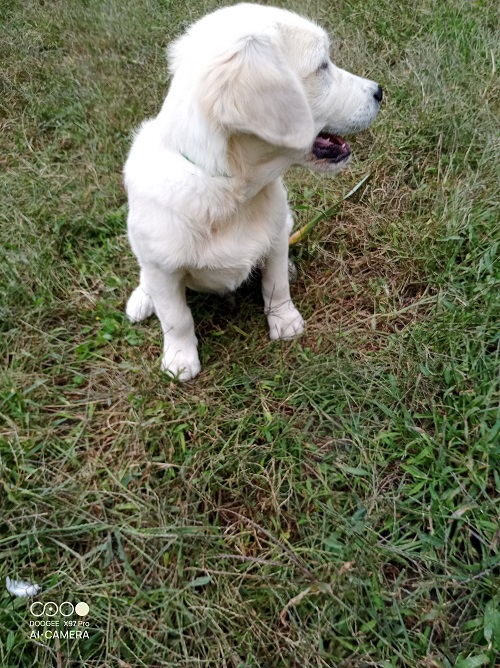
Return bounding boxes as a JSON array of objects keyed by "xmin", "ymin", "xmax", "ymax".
[{"xmin": 289, "ymin": 172, "xmax": 372, "ymax": 246}]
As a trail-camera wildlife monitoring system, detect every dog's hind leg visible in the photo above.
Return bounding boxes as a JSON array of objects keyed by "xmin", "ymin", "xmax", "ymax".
[
  {"xmin": 126, "ymin": 270, "xmax": 155, "ymax": 323},
  {"xmin": 287, "ymin": 258, "xmax": 298, "ymax": 283}
]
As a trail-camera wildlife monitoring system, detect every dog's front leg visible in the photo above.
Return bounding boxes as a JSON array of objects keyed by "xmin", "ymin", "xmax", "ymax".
[
  {"xmin": 137, "ymin": 265, "xmax": 201, "ymax": 381},
  {"xmin": 261, "ymin": 215, "xmax": 305, "ymax": 341}
]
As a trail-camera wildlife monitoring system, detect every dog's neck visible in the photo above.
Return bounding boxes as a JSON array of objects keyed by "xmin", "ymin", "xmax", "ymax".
[
  {"xmin": 158, "ymin": 89, "xmax": 233, "ymax": 178},
  {"xmin": 157, "ymin": 93, "xmax": 297, "ymax": 201},
  {"xmin": 179, "ymin": 150, "xmax": 231, "ymax": 178},
  {"xmin": 227, "ymin": 133, "xmax": 297, "ymax": 198}
]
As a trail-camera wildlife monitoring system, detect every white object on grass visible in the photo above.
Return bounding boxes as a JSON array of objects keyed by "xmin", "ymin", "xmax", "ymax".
[{"xmin": 6, "ymin": 576, "xmax": 41, "ymax": 598}]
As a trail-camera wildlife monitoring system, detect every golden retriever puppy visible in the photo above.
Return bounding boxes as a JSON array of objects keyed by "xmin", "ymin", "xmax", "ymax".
[{"xmin": 124, "ymin": 3, "xmax": 382, "ymax": 380}]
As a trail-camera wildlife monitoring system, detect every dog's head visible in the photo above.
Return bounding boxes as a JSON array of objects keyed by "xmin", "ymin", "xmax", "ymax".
[{"xmin": 168, "ymin": 3, "xmax": 382, "ymax": 175}]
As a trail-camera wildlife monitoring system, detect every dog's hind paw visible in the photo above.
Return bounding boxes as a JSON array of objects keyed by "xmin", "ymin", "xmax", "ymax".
[
  {"xmin": 288, "ymin": 258, "xmax": 298, "ymax": 283},
  {"xmin": 126, "ymin": 285, "xmax": 155, "ymax": 323}
]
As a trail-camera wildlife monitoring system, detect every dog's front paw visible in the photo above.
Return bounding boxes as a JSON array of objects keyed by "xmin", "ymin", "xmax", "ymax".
[
  {"xmin": 267, "ymin": 302, "xmax": 305, "ymax": 341},
  {"xmin": 126, "ymin": 286, "xmax": 155, "ymax": 323},
  {"xmin": 161, "ymin": 346, "xmax": 201, "ymax": 382}
]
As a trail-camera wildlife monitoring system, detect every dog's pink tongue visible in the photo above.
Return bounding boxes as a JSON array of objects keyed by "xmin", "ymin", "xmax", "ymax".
[
  {"xmin": 315, "ymin": 136, "xmax": 334, "ymax": 148},
  {"xmin": 316, "ymin": 133, "xmax": 347, "ymax": 148}
]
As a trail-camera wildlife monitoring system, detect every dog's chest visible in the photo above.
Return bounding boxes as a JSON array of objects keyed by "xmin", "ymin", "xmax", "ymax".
[{"xmin": 185, "ymin": 184, "xmax": 287, "ymax": 293}]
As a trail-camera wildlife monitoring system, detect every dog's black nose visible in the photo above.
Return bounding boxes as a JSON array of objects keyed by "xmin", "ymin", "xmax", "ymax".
[{"xmin": 374, "ymin": 85, "xmax": 383, "ymax": 103}]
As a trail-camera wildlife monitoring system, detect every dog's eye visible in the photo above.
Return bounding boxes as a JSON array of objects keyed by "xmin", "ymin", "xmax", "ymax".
[{"xmin": 319, "ymin": 61, "xmax": 329, "ymax": 71}]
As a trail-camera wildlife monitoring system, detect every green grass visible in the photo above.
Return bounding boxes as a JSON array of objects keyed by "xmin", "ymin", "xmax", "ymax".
[{"xmin": 1, "ymin": 0, "xmax": 499, "ymax": 666}]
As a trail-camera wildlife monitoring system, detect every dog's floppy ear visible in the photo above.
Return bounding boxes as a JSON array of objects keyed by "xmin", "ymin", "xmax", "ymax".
[{"xmin": 199, "ymin": 34, "xmax": 315, "ymax": 151}]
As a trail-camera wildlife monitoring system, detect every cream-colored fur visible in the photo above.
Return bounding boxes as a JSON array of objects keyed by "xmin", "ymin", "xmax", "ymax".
[{"xmin": 124, "ymin": 3, "xmax": 381, "ymax": 381}]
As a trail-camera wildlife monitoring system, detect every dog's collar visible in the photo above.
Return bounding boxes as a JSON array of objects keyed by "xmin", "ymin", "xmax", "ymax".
[
  {"xmin": 180, "ymin": 151, "xmax": 196, "ymax": 166},
  {"xmin": 180, "ymin": 151, "xmax": 230, "ymax": 178}
]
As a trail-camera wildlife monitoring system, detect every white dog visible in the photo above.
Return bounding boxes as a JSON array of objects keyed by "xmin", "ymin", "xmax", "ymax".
[{"xmin": 124, "ymin": 3, "xmax": 382, "ymax": 381}]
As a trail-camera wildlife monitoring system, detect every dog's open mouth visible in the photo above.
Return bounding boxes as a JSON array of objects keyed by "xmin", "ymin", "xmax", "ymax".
[{"xmin": 312, "ymin": 131, "xmax": 351, "ymax": 163}]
